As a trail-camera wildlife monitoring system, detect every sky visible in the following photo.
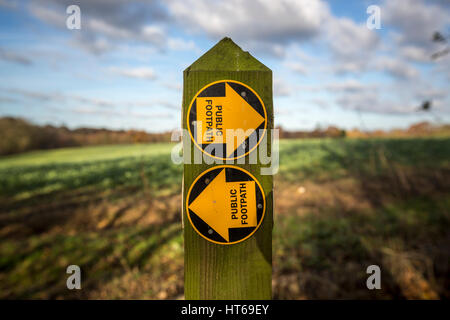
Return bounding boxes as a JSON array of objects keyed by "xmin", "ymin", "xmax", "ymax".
[{"xmin": 0, "ymin": 0, "xmax": 449, "ymax": 132}]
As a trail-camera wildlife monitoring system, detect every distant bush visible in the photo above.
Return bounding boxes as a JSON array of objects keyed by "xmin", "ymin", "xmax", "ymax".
[
  {"xmin": 0, "ymin": 117, "xmax": 172, "ymax": 156},
  {"xmin": 279, "ymin": 121, "xmax": 450, "ymax": 140},
  {"xmin": 0, "ymin": 117, "xmax": 77, "ymax": 155},
  {"xmin": 277, "ymin": 125, "xmax": 346, "ymax": 139}
]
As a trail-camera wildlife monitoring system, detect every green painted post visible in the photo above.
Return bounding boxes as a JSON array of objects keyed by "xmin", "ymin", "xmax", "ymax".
[{"xmin": 182, "ymin": 37, "xmax": 273, "ymax": 299}]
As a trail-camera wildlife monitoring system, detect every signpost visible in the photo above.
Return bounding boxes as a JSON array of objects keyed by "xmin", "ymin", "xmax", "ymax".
[
  {"xmin": 182, "ymin": 37, "xmax": 273, "ymax": 299},
  {"xmin": 187, "ymin": 80, "xmax": 268, "ymax": 160},
  {"xmin": 186, "ymin": 165, "xmax": 266, "ymax": 245}
]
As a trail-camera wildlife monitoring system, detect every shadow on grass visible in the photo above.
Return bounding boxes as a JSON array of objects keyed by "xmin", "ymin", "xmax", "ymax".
[
  {"xmin": 273, "ymin": 195, "xmax": 450, "ymax": 299},
  {"xmin": 0, "ymin": 153, "xmax": 182, "ymax": 201},
  {"xmin": 0, "ymin": 214, "xmax": 182, "ymax": 299},
  {"xmin": 279, "ymin": 138, "xmax": 450, "ymax": 182}
]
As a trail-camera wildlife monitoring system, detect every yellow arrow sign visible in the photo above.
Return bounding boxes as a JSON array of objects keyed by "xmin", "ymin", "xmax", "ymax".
[
  {"xmin": 195, "ymin": 82, "xmax": 266, "ymax": 158},
  {"xmin": 188, "ymin": 168, "xmax": 257, "ymax": 242}
]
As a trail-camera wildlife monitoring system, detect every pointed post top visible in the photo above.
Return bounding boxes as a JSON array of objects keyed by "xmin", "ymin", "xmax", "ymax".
[{"xmin": 185, "ymin": 37, "xmax": 271, "ymax": 72}]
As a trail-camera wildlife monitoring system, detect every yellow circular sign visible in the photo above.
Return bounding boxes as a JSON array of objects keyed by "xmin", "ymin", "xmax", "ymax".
[
  {"xmin": 186, "ymin": 165, "xmax": 266, "ymax": 245},
  {"xmin": 187, "ymin": 80, "xmax": 267, "ymax": 160}
]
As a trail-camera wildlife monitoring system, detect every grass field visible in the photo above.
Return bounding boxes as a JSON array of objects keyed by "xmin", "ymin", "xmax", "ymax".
[{"xmin": 0, "ymin": 138, "xmax": 449, "ymax": 299}]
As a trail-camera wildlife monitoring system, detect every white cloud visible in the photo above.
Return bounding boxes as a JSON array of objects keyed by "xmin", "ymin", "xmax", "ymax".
[
  {"xmin": 2, "ymin": 88, "xmax": 65, "ymax": 102},
  {"xmin": 273, "ymin": 78, "xmax": 292, "ymax": 97},
  {"xmin": 0, "ymin": 48, "xmax": 32, "ymax": 65},
  {"xmin": 374, "ymin": 56, "xmax": 419, "ymax": 79},
  {"xmin": 88, "ymin": 18, "xmax": 131, "ymax": 39},
  {"xmin": 415, "ymin": 87, "xmax": 448, "ymax": 101},
  {"xmin": 0, "ymin": 96, "xmax": 18, "ymax": 104},
  {"xmin": 325, "ymin": 17, "xmax": 379, "ymax": 74},
  {"xmin": 161, "ymin": 82, "xmax": 182, "ymax": 91},
  {"xmin": 244, "ymin": 41, "xmax": 286, "ymax": 57},
  {"xmin": 325, "ymin": 80, "xmax": 375, "ymax": 93},
  {"xmin": 71, "ymin": 95, "xmax": 115, "ymax": 108},
  {"xmin": 71, "ymin": 107, "xmax": 174, "ymax": 120},
  {"xmin": 2, "ymin": 88, "xmax": 117, "ymax": 108},
  {"xmin": 383, "ymin": 0, "xmax": 450, "ymax": 47},
  {"xmin": 333, "ymin": 62, "xmax": 367, "ymax": 74},
  {"xmin": 0, "ymin": 0, "xmax": 17, "ymax": 9},
  {"xmin": 109, "ymin": 67, "xmax": 157, "ymax": 80},
  {"xmin": 74, "ymin": 20, "xmax": 166, "ymax": 54},
  {"xmin": 400, "ymin": 46, "xmax": 431, "ymax": 63},
  {"xmin": 167, "ymin": 38, "xmax": 198, "ymax": 51},
  {"xmin": 333, "ymin": 78, "xmax": 450, "ymax": 115},
  {"xmin": 28, "ymin": 3, "xmax": 66, "ymax": 27},
  {"xmin": 433, "ymin": 55, "xmax": 450, "ymax": 81},
  {"xmin": 336, "ymin": 90, "xmax": 416, "ymax": 114},
  {"xmin": 167, "ymin": 0, "xmax": 330, "ymax": 56},
  {"xmin": 71, "ymin": 34, "xmax": 113, "ymax": 55},
  {"xmin": 308, "ymin": 98, "xmax": 329, "ymax": 109},
  {"xmin": 140, "ymin": 25, "xmax": 166, "ymax": 46},
  {"xmin": 167, "ymin": 0, "xmax": 383, "ymax": 64},
  {"xmin": 28, "ymin": 0, "xmax": 168, "ymax": 54},
  {"xmin": 326, "ymin": 18, "xmax": 378, "ymax": 59},
  {"xmin": 326, "ymin": 81, "xmax": 419, "ymax": 114},
  {"xmin": 1, "ymin": 87, "xmax": 180, "ymax": 113},
  {"xmin": 285, "ymin": 62, "xmax": 307, "ymax": 75}
]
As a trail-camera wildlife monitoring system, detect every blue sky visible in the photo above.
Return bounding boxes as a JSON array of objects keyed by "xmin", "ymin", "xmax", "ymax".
[{"xmin": 0, "ymin": 0, "xmax": 449, "ymax": 132}]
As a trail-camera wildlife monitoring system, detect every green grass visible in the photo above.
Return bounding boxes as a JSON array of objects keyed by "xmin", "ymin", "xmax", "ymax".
[
  {"xmin": 0, "ymin": 137, "xmax": 449, "ymax": 299},
  {"xmin": 273, "ymin": 195, "xmax": 450, "ymax": 299},
  {"xmin": 0, "ymin": 143, "xmax": 181, "ymax": 200},
  {"xmin": 279, "ymin": 137, "xmax": 450, "ymax": 181},
  {"xmin": 0, "ymin": 224, "xmax": 183, "ymax": 299},
  {"xmin": 0, "ymin": 143, "xmax": 173, "ymax": 167}
]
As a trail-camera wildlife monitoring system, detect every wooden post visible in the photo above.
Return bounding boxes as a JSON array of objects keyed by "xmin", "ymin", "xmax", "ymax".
[{"xmin": 182, "ymin": 37, "xmax": 273, "ymax": 299}]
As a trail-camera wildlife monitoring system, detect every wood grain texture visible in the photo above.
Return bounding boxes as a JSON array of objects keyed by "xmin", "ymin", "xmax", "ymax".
[{"xmin": 183, "ymin": 38, "xmax": 273, "ymax": 300}]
